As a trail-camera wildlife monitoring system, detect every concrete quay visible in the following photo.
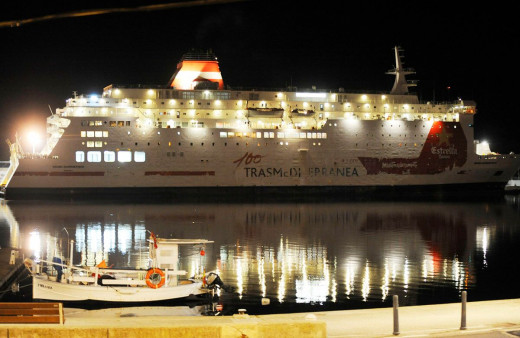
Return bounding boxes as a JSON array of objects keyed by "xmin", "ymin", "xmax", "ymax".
[{"xmin": 0, "ymin": 298, "xmax": 519, "ymax": 337}]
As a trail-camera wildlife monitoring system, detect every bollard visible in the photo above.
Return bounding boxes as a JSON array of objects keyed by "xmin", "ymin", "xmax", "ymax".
[
  {"xmin": 9, "ymin": 250, "xmax": 16, "ymax": 265},
  {"xmin": 460, "ymin": 290, "xmax": 467, "ymax": 330},
  {"xmin": 393, "ymin": 295, "xmax": 400, "ymax": 335}
]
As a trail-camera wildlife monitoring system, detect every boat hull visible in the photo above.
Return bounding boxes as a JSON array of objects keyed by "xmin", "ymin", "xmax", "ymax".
[{"xmin": 32, "ymin": 276, "xmax": 205, "ymax": 302}]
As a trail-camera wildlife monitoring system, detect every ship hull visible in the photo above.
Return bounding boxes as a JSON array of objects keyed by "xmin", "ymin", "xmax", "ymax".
[
  {"xmin": 7, "ymin": 119, "xmax": 520, "ymax": 197},
  {"xmin": 5, "ymin": 182, "xmax": 512, "ymax": 201}
]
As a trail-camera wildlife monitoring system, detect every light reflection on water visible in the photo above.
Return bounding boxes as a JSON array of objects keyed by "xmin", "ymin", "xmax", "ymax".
[{"xmin": 2, "ymin": 196, "xmax": 520, "ymax": 313}]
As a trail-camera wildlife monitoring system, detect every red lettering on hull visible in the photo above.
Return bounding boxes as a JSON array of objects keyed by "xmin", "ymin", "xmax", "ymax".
[{"xmin": 359, "ymin": 121, "xmax": 467, "ymax": 175}]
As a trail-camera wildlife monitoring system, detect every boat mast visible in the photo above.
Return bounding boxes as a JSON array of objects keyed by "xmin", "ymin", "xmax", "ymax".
[{"xmin": 387, "ymin": 46, "xmax": 416, "ymax": 95}]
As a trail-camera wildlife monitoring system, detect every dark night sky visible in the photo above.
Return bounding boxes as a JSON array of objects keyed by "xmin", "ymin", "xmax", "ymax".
[{"xmin": 0, "ymin": 1, "xmax": 519, "ymax": 159}]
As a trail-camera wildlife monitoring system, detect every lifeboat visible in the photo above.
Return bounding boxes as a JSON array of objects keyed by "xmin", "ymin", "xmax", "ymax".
[
  {"xmin": 246, "ymin": 107, "xmax": 284, "ymax": 118},
  {"xmin": 290, "ymin": 109, "xmax": 315, "ymax": 117}
]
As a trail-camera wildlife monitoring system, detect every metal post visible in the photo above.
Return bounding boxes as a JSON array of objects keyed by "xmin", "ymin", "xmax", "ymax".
[
  {"xmin": 69, "ymin": 240, "xmax": 74, "ymax": 268},
  {"xmin": 393, "ymin": 295, "xmax": 400, "ymax": 335},
  {"xmin": 460, "ymin": 291, "xmax": 467, "ymax": 330}
]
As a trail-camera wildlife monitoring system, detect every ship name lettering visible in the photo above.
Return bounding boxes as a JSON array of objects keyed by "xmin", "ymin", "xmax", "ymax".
[
  {"xmin": 431, "ymin": 146, "xmax": 458, "ymax": 156},
  {"xmin": 245, "ymin": 167, "xmax": 301, "ymax": 178},
  {"xmin": 38, "ymin": 283, "xmax": 52, "ymax": 290},
  {"xmin": 233, "ymin": 152, "xmax": 264, "ymax": 168},
  {"xmin": 381, "ymin": 162, "xmax": 417, "ymax": 169},
  {"xmin": 309, "ymin": 167, "xmax": 359, "ymax": 177}
]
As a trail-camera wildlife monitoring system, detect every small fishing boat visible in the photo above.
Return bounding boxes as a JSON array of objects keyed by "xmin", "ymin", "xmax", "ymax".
[
  {"xmin": 25, "ymin": 233, "xmax": 223, "ymax": 302},
  {"xmin": 505, "ymin": 169, "xmax": 520, "ymax": 193}
]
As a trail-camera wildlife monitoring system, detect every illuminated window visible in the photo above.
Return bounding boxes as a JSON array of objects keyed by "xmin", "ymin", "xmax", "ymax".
[
  {"xmin": 80, "ymin": 131, "xmax": 86, "ymax": 137},
  {"xmin": 103, "ymin": 131, "xmax": 108, "ymax": 137},
  {"xmin": 134, "ymin": 151, "xmax": 146, "ymax": 162},
  {"xmin": 95, "ymin": 141, "xmax": 103, "ymax": 147},
  {"xmin": 75, "ymin": 151, "xmax": 84, "ymax": 162},
  {"xmin": 109, "ymin": 121, "xmax": 116, "ymax": 127},
  {"xmin": 220, "ymin": 132, "xmax": 227, "ymax": 138},
  {"xmin": 95, "ymin": 131, "xmax": 103, "ymax": 137},
  {"xmin": 87, "ymin": 151, "xmax": 101, "ymax": 162},
  {"xmin": 87, "ymin": 141, "xmax": 94, "ymax": 147},
  {"xmin": 118, "ymin": 151, "xmax": 132, "ymax": 162},
  {"xmin": 87, "ymin": 131, "xmax": 94, "ymax": 137},
  {"xmin": 104, "ymin": 151, "xmax": 115, "ymax": 162}
]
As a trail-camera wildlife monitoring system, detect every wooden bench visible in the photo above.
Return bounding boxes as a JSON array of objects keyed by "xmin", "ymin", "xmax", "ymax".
[{"xmin": 0, "ymin": 302, "xmax": 64, "ymax": 324}]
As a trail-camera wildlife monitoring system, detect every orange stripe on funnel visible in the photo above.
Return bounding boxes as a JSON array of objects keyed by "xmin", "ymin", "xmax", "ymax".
[{"xmin": 169, "ymin": 59, "xmax": 224, "ymax": 90}]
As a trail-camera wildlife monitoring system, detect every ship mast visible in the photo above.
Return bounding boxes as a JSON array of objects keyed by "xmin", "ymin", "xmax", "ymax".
[{"xmin": 387, "ymin": 46, "xmax": 416, "ymax": 95}]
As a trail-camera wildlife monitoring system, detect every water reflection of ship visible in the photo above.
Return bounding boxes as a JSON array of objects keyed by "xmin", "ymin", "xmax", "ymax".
[
  {"xmin": 6, "ymin": 202, "xmax": 518, "ymax": 307},
  {"xmin": 0, "ymin": 201, "xmax": 20, "ymax": 249},
  {"xmin": 361, "ymin": 208, "xmax": 470, "ymax": 259}
]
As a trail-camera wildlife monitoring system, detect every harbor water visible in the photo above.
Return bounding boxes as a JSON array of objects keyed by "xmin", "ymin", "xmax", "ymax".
[{"xmin": 1, "ymin": 195, "xmax": 520, "ymax": 315}]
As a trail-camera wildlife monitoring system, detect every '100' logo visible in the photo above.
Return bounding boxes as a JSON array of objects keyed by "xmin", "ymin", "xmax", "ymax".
[{"xmin": 233, "ymin": 152, "xmax": 265, "ymax": 168}]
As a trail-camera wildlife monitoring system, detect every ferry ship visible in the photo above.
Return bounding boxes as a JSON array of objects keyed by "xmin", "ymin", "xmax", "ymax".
[{"xmin": 2, "ymin": 47, "xmax": 519, "ymax": 197}]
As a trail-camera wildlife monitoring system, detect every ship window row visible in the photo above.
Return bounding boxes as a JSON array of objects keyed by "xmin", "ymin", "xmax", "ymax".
[
  {"xmin": 85, "ymin": 141, "xmax": 106, "ymax": 148},
  {"xmin": 80, "ymin": 120, "xmax": 131, "ymax": 127},
  {"xmin": 110, "ymin": 121, "xmax": 131, "ymax": 127},
  {"xmin": 219, "ymin": 131, "xmax": 327, "ymax": 139},
  {"xmin": 81, "ymin": 131, "xmax": 109, "ymax": 138},
  {"xmin": 81, "ymin": 120, "xmax": 104, "ymax": 126},
  {"xmin": 75, "ymin": 151, "xmax": 145, "ymax": 163},
  {"xmin": 277, "ymin": 132, "xmax": 327, "ymax": 139}
]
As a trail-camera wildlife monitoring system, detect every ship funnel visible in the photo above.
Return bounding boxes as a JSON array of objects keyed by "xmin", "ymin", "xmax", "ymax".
[
  {"xmin": 386, "ymin": 46, "xmax": 416, "ymax": 95},
  {"xmin": 168, "ymin": 49, "xmax": 224, "ymax": 90}
]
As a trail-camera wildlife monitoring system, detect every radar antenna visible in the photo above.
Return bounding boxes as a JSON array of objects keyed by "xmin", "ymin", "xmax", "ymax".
[{"xmin": 386, "ymin": 46, "xmax": 417, "ymax": 95}]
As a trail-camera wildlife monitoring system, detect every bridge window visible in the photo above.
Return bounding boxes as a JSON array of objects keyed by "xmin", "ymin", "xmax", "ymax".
[
  {"xmin": 75, "ymin": 151, "xmax": 84, "ymax": 162},
  {"xmin": 104, "ymin": 151, "xmax": 115, "ymax": 162},
  {"xmin": 134, "ymin": 151, "xmax": 146, "ymax": 162},
  {"xmin": 118, "ymin": 151, "xmax": 132, "ymax": 162},
  {"xmin": 87, "ymin": 151, "xmax": 101, "ymax": 162}
]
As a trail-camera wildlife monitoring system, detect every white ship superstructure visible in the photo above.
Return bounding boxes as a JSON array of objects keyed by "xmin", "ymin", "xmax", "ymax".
[{"xmin": 4, "ymin": 47, "xmax": 520, "ymax": 195}]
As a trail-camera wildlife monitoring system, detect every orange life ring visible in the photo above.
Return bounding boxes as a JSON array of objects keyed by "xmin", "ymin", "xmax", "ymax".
[{"xmin": 146, "ymin": 268, "xmax": 165, "ymax": 289}]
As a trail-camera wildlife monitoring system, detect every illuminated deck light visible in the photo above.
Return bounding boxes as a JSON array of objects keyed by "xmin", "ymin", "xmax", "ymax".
[
  {"xmin": 295, "ymin": 92, "xmax": 326, "ymax": 98},
  {"xmin": 27, "ymin": 131, "xmax": 41, "ymax": 154}
]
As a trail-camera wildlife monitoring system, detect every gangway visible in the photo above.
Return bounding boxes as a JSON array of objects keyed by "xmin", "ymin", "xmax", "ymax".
[{"xmin": 0, "ymin": 139, "xmax": 21, "ymax": 196}]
